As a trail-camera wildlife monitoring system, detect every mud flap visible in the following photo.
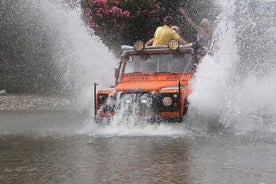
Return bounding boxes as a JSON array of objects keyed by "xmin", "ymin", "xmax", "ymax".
[{"xmin": 183, "ymin": 98, "xmax": 189, "ymax": 115}]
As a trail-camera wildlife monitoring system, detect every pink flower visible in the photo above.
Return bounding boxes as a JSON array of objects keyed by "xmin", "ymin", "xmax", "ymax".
[
  {"xmin": 103, "ymin": 9, "xmax": 110, "ymax": 16},
  {"xmin": 86, "ymin": 8, "xmax": 92, "ymax": 15},
  {"xmin": 89, "ymin": 16, "xmax": 93, "ymax": 22},
  {"xmin": 84, "ymin": 0, "xmax": 166, "ymax": 35},
  {"xmin": 111, "ymin": 6, "xmax": 119, "ymax": 13},
  {"xmin": 122, "ymin": 10, "xmax": 130, "ymax": 17},
  {"xmin": 117, "ymin": 8, "xmax": 123, "ymax": 16},
  {"xmin": 89, "ymin": 21, "xmax": 97, "ymax": 29},
  {"xmin": 110, "ymin": 0, "xmax": 119, "ymax": 5},
  {"xmin": 96, "ymin": 13, "xmax": 103, "ymax": 19}
]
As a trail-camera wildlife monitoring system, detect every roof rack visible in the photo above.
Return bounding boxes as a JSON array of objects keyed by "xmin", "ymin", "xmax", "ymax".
[
  {"xmin": 121, "ymin": 45, "xmax": 133, "ymax": 51},
  {"xmin": 121, "ymin": 42, "xmax": 193, "ymax": 52}
]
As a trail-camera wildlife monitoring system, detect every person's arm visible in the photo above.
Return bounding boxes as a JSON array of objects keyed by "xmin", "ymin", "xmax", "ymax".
[
  {"xmin": 179, "ymin": 7, "xmax": 200, "ymax": 31},
  {"xmin": 177, "ymin": 37, "xmax": 188, "ymax": 45},
  {"xmin": 145, "ymin": 38, "xmax": 154, "ymax": 46}
]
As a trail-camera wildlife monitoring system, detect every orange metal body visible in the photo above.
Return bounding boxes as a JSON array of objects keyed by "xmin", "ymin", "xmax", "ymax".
[{"xmin": 94, "ymin": 45, "xmax": 194, "ymax": 121}]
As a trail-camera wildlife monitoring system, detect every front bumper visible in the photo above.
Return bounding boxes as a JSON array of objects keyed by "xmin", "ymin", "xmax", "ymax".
[{"xmin": 96, "ymin": 91, "xmax": 187, "ymax": 120}]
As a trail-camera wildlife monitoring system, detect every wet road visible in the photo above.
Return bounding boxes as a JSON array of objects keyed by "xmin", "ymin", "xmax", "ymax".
[{"xmin": 1, "ymin": 111, "xmax": 276, "ymax": 184}]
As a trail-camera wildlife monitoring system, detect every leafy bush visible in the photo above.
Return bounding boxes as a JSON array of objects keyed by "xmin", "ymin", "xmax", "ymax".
[{"xmin": 81, "ymin": 0, "xmax": 166, "ymax": 55}]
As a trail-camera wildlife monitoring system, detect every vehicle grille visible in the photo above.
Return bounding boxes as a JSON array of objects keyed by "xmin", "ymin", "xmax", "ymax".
[
  {"xmin": 99, "ymin": 92, "xmax": 181, "ymax": 114},
  {"xmin": 118, "ymin": 92, "xmax": 180, "ymax": 113}
]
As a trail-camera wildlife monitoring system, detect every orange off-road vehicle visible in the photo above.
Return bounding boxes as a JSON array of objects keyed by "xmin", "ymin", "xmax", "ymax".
[{"xmin": 94, "ymin": 40, "xmax": 195, "ymax": 123}]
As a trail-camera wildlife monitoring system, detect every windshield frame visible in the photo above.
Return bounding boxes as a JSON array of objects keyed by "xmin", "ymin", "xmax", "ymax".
[{"xmin": 123, "ymin": 52, "xmax": 193, "ymax": 74}]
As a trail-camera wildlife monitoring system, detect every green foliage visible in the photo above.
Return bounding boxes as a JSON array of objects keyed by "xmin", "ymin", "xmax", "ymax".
[
  {"xmin": 81, "ymin": 0, "xmax": 219, "ymax": 55},
  {"xmin": 81, "ymin": 0, "xmax": 166, "ymax": 55},
  {"xmin": 0, "ymin": 0, "xmax": 219, "ymax": 94}
]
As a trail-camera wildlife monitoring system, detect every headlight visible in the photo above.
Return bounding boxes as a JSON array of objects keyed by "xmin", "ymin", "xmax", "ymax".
[
  {"xmin": 106, "ymin": 96, "xmax": 116, "ymax": 104},
  {"xmin": 140, "ymin": 94, "xmax": 152, "ymax": 106},
  {"xmin": 134, "ymin": 40, "xmax": 145, "ymax": 52},
  {"xmin": 123, "ymin": 94, "xmax": 133, "ymax": 104},
  {"xmin": 162, "ymin": 97, "xmax": 172, "ymax": 106},
  {"xmin": 168, "ymin": 39, "xmax": 179, "ymax": 50}
]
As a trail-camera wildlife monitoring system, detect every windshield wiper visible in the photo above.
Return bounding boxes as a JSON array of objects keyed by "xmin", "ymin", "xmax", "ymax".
[
  {"xmin": 129, "ymin": 72, "xmax": 142, "ymax": 74},
  {"xmin": 153, "ymin": 72, "xmax": 172, "ymax": 74}
]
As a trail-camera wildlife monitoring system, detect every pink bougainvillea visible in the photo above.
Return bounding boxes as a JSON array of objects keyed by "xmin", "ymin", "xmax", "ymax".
[
  {"xmin": 80, "ymin": 0, "xmax": 166, "ymax": 53},
  {"xmin": 82, "ymin": 0, "xmax": 164, "ymax": 30}
]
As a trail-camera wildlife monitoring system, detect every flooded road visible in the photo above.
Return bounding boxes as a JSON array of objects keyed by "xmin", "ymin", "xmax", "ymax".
[
  {"xmin": 1, "ymin": 111, "xmax": 276, "ymax": 184},
  {"xmin": 1, "ymin": 0, "xmax": 276, "ymax": 183}
]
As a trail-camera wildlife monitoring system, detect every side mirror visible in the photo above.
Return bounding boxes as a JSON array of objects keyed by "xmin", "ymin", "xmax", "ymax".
[{"xmin": 114, "ymin": 68, "xmax": 119, "ymax": 79}]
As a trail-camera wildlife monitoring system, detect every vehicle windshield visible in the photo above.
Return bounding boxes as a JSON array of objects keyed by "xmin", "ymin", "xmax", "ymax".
[{"xmin": 124, "ymin": 53, "xmax": 192, "ymax": 74}]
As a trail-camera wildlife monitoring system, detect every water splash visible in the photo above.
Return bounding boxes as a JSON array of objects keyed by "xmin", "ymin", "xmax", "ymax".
[
  {"xmin": 0, "ymin": 0, "xmax": 119, "ymax": 136},
  {"xmin": 187, "ymin": 0, "xmax": 276, "ymax": 133},
  {"xmin": 3, "ymin": 0, "xmax": 275, "ymax": 136},
  {"xmin": 79, "ymin": 119, "xmax": 191, "ymax": 137},
  {"xmin": 17, "ymin": 0, "xmax": 117, "ymax": 110},
  {"xmin": 43, "ymin": 1, "xmax": 117, "ymax": 110},
  {"xmin": 83, "ymin": 0, "xmax": 276, "ymax": 136}
]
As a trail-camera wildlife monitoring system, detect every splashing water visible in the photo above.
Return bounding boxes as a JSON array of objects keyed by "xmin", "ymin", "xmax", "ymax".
[
  {"xmin": 82, "ymin": 0, "xmax": 276, "ymax": 136},
  {"xmin": 79, "ymin": 119, "xmax": 191, "ymax": 137},
  {"xmin": 17, "ymin": 0, "xmax": 117, "ymax": 110},
  {"xmin": 4, "ymin": 0, "xmax": 275, "ymax": 136},
  {"xmin": 45, "ymin": 1, "xmax": 117, "ymax": 110},
  {"xmin": 188, "ymin": 0, "xmax": 276, "ymax": 133}
]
